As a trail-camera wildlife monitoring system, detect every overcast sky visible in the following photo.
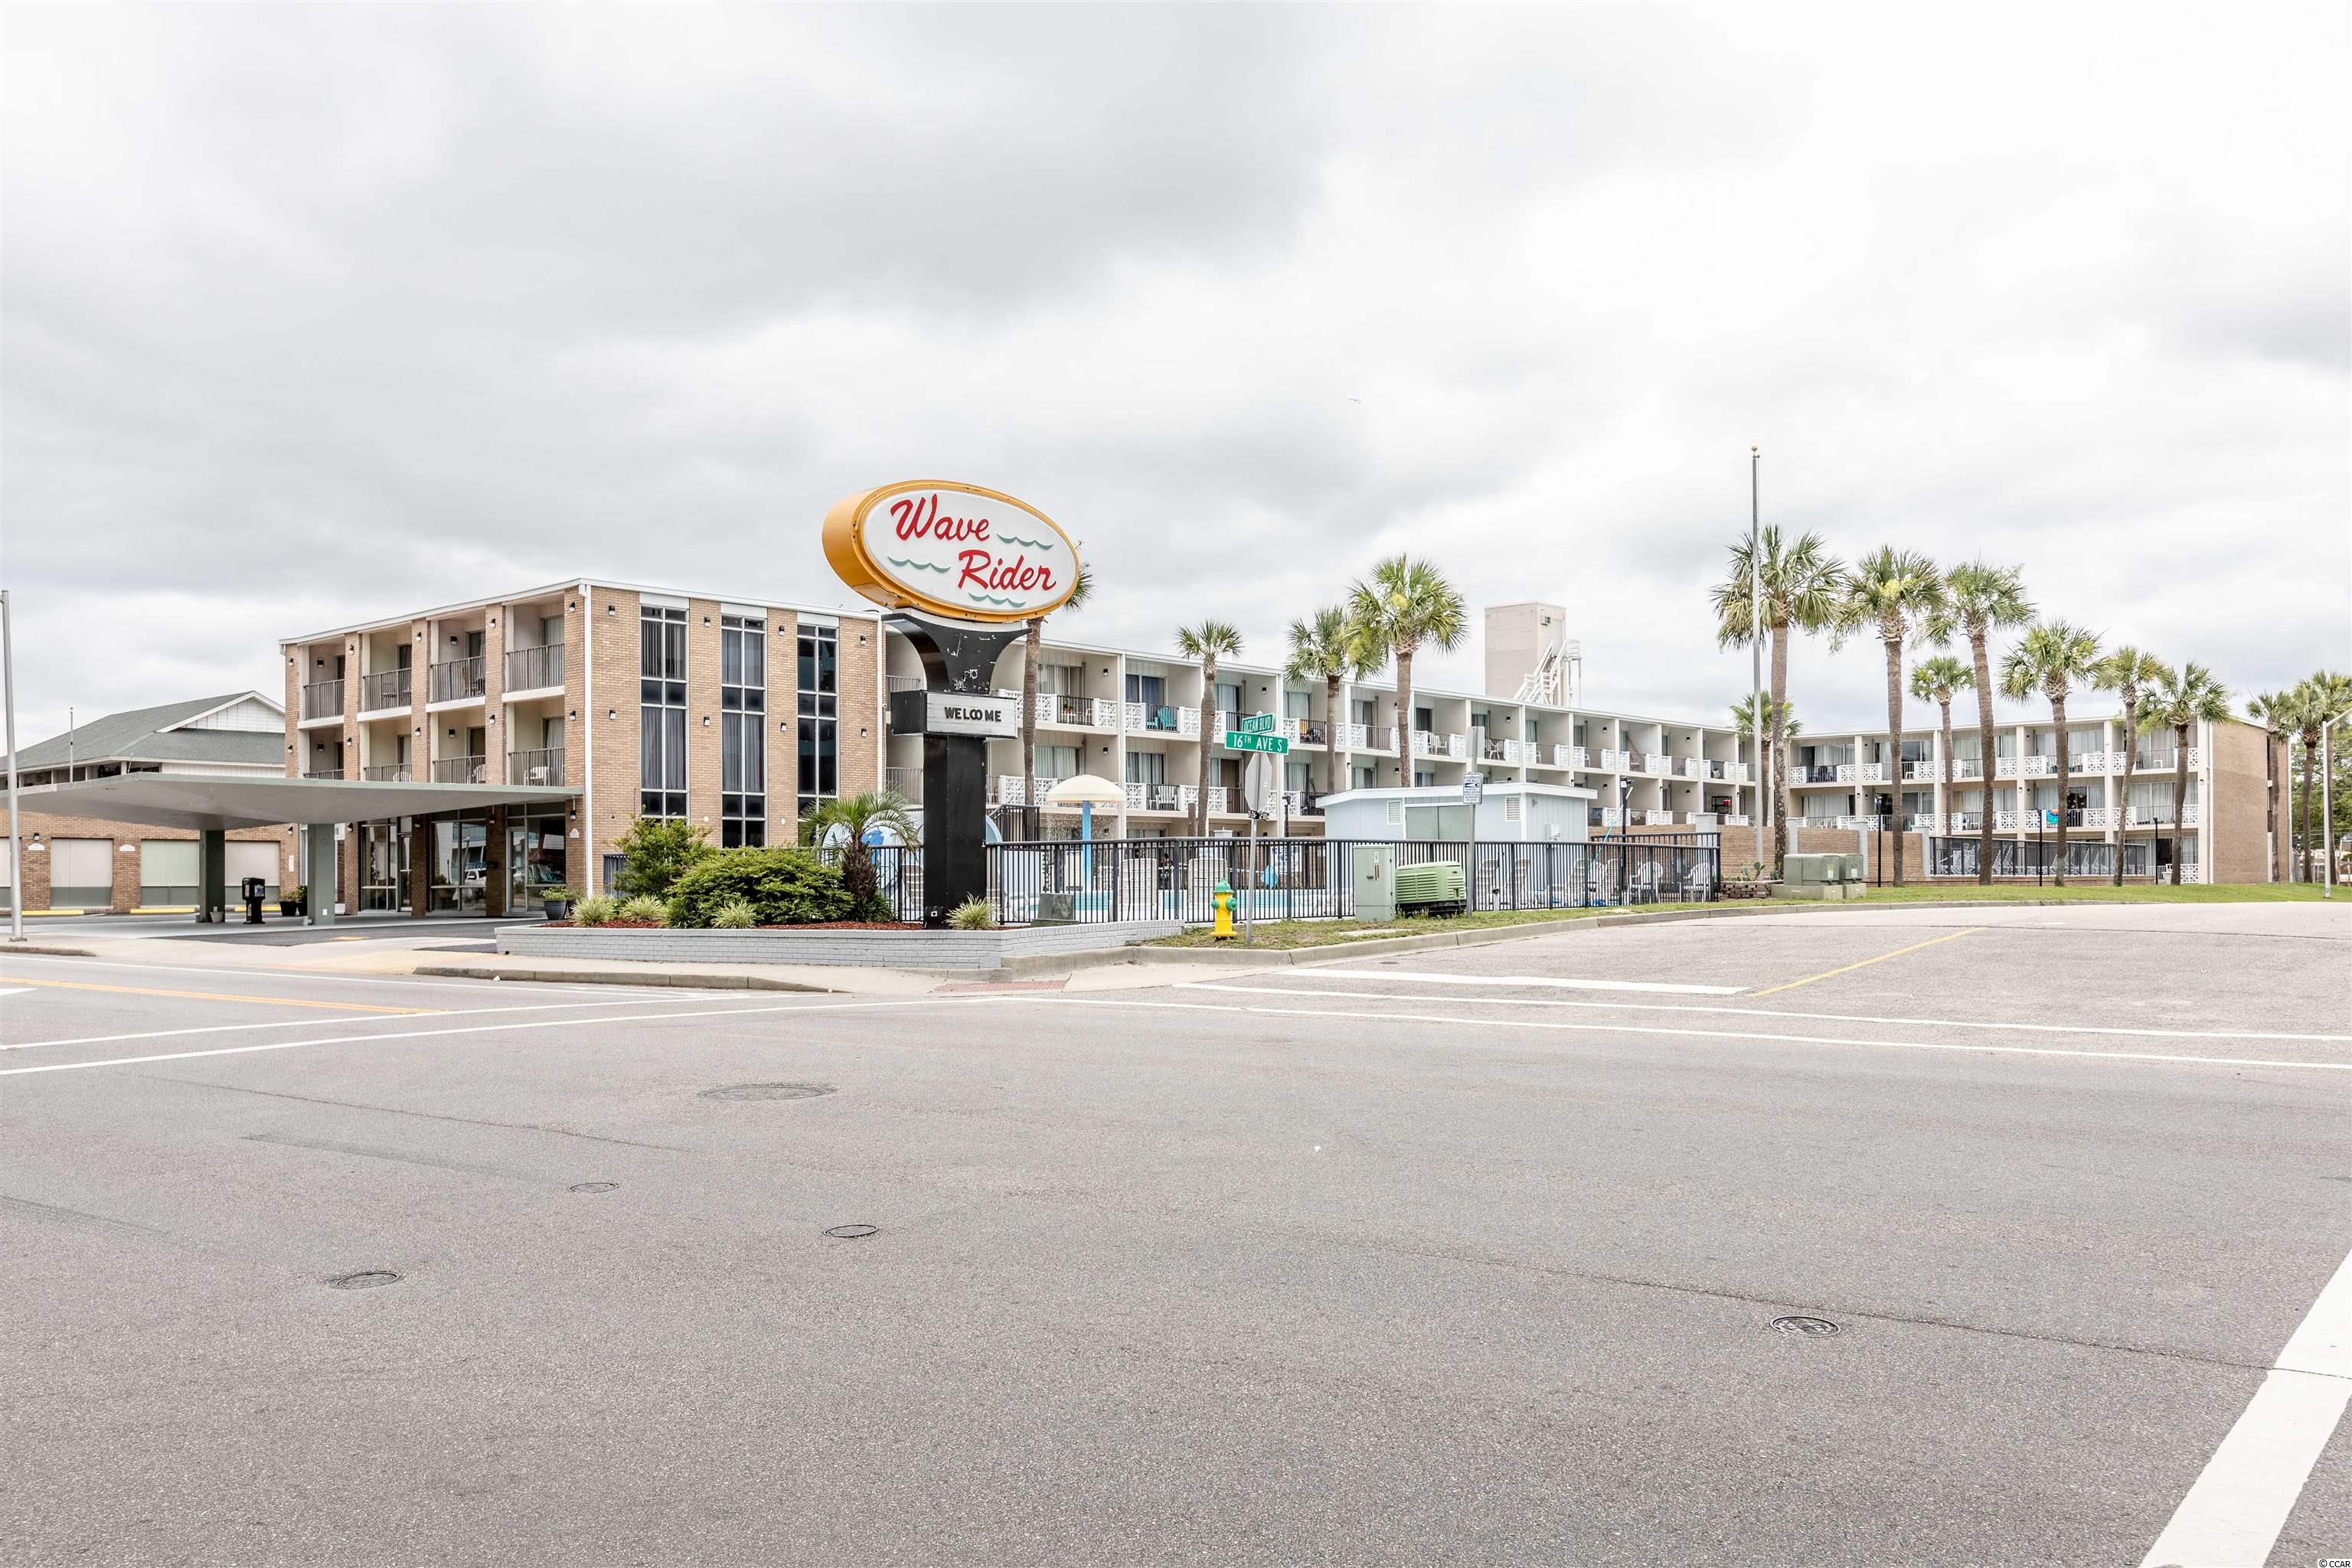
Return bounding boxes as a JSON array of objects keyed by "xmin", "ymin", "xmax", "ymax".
[{"xmin": 5, "ymin": 3, "xmax": 2346, "ymax": 746}]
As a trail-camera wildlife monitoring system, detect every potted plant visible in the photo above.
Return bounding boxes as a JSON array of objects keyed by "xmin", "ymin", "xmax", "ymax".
[
  {"xmin": 541, "ymin": 884, "xmax": 580, "ymax": 921},
  {"xmin": 280, "ymin": 883, "xmax": 306, "ymax": 919}
]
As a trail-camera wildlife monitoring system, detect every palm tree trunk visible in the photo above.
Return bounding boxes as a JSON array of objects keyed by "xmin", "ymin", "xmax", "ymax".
[
  {"xmin": 1020, "ymin": 619, "xmax": 1041, "ymax": 833},
  {"xmin": 1883, "ymin": 632, "xmax": 1905, "ymax": 887},
  {"xmin": 2171, "ymin": 726, "xmax": 2190, "ymax": 885},
  {"xmin": 1195, "ymin": 658, "xmax": 1216, "ymax": 837},
  {"xmin": 1394, "ymin": 646, "xmax": 1416, "ymax": 787},
  {"xmin": 1769, "ymin": 618, "xmax": 1790, "ymax": 872},
  {"xmin": 1938, "ymin": 697, "xmax": 1955, "ymax": 861},
  {"xmin": 2301, "ymin": 740, "xmax": 2318, "ymax": 884},
  {"xmin": 2050, "ymin": 694, "xmax": 2069, "ymax": 886},
  {"xmin": 1324, "ymin": 674, "xmax": 1341, "ymax": 797},
  {"xmin": 2115, "ymin": 704, "xmax": 2136, "ymax": 887},
  {"xmin": 1969, "ymin": 627, "xmax": 1995, "ymax": 884}
]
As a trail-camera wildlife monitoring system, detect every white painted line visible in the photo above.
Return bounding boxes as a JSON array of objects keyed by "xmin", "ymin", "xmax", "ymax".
[
  {"xmin": 1178, "ymin": 982, "xmax": 2352, "ymax": 1046},
  {"xmin": 0, "ymin": 994, "xmax": 998, "ymax": 1076},
  {"xmin": 1325, "ymin": 969, "xmax": 1745, "ymax": 995},
  {"xmin": 2, "ymin": 995, "xmax": 733, "ymax": 1053},
  {"xmin": 2140, "ymin": 1243, "xmax": 2352, "ymax": 1567},
  {"xmin": 0, "ymin": 988, "xmax": 30, "ymax": 998},
  {"xmin": 1023, "ymin": 995, "xmax": 2352, "ymax": 1073},
  {"xmin": 0, "ymin": 951, "xmax": 731, "ymax": 998}
]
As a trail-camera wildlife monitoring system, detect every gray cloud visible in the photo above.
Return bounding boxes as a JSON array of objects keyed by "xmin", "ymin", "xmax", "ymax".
[{"xmin": 2, "ymin": 2, "xmax": 2345, "ymax": 745}]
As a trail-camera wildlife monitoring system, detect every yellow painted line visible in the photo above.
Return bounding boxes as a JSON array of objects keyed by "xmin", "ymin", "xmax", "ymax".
[
  {"xmin": 0, "ymin": 975, "xmax": 436, "ymax": 1015},
  {"xmin": 1747, "ymin": 928, "xmax": 1984, "ymax": 997}
]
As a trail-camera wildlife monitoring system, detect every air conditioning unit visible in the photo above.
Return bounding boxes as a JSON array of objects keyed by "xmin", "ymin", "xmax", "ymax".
[{"xmin": 1395, "ymin": 860, "xmax": 1467, "ymax": 916}]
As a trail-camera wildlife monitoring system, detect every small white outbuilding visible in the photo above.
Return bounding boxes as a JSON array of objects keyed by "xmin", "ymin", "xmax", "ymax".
[{"xmin": 1315, "ymin": 782, "xmax": 1594, "ymax": 844}]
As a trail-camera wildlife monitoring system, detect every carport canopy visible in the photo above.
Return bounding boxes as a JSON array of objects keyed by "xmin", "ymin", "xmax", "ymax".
[{"xmin": 6, "ymin": 773, "xmax": 577, "ymax": 831}]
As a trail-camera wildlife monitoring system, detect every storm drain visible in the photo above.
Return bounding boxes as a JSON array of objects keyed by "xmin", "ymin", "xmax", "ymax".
[
  {"xmin": 328, "ymin": 1270, "xmax": 400, "ymax": 1290},
  {"xmin": 569, "ymin": 1181, "xmax": 619, "ymax": 1194},
  {"xmin": 823, "ymin": 1224, "xmax": 880, "ymax": 1240},
  {"xmin": 1770, "ymin": 1315, "xmax": 1842, "ymax": 1337},
  {"xmin": 700, "ymin": 1083, "xmax": 836, "ymax": 1102}
]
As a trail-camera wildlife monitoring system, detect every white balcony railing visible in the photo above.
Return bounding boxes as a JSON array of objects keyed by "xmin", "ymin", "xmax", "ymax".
[
  {"xmin": 1597, "ymin": 808, "xmax": 1624, "ymax": 828},
  {"xmin": 1951, "ymin": 758, "xmax": 1983, "ymax": 780},
  {"xmin": 1721, "ymin": 815, "xmax": 1751, "ymax": 828},
  {"xmin": 1994, "ymin": 809, "xmax": 2022, "ymax": 831},
  {"xmin": 1903, "ymin": 760, "xmax": 1942, "ymax": 782},
  {"xmin": 1994, "ymin": 758, "xmax": 2019, "ymax": 781},
  {"xmin": 1681, "ymin": 757, "xmax": 1707, "ymax": 779},
  {"xmin": 1857, "ymin": 762, "xmax": 1887, "ymax": 783},
  {"xmin": 1205, "ymin": 786, "xmax": 1230, "ymax": 814},
  {"xmin": 2080, "ymin": 806, "xmax": 2118, "ymax": 828},
  {"xmin": 2021, "ymin": 755, "xmax": 2055, "ymax": 778},
  {"xmin": 1834, "ymin": 763, "xmax": 1855, "ymax": 784},
  {"xmin": 504, "ymin": 642, "xmax": 564, "ymax": 694},
  {"xmin": 1684, "ymin": 812, "xmax": 1717, "ymax": 827},
  {"xmin": 361, "ymin": 763, "xmax": 408, "ymax": 782},
  {"xmin": 1642, "ymin": 810, "xmax": 1675, "ymax": 825},
  {"xmin": 508, "ymin": 748, "xmax": 564, "ymax": 787},
  {"xmin": 1340, "ymin": 722, "xmax": 1368, "ymax": 750},
  {"xmin": 887, "ymin": 766, "xmax": 923, "ymax": 803},
  {"xmin": 1598, "ymin": 749, "xmax": 1626, "ymax": 770},
  {"xmin": 1413, "ymin": 730, "xmax": 1442, "ymax": 757}
]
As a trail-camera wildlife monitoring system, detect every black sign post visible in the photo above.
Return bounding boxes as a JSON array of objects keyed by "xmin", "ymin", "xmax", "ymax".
[{"xmin": 886, "ymin": 611, "xmax": 1027, "ymax": 927}]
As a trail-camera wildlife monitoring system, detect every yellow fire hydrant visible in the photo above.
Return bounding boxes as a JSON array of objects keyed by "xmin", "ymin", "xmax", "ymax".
[{"xmin": 1211, "ymin": 880, "xmax": 1236, "ymax": 939}]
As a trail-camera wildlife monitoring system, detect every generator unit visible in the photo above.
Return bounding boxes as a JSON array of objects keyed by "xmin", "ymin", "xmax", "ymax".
[{"xmin": 1394, "ymin": 859, "xmax": 1468, "ymax": 916}]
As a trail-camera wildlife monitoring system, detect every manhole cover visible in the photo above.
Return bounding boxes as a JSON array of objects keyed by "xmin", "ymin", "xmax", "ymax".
[
  {"xmin": 569, "ymin": 1181, "xmax": 619, "ymax": 1194},
  {"xmin": 1771, "ymin": 1315, "xmax": 1841, "ymax": 1337},
  {"xmin": 700, "ymin": 1083, "xmax": 835, "ymax": 1102},
  {"xmin": 328, "ymin": 1270, "xmax": 400, "ymax": 1290},
  {"xmin": 823, "ymin": 1223, "xmax": 879, "ymax": 1240}
]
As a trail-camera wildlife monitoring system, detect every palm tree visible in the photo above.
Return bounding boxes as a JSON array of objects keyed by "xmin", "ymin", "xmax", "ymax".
[
  {"xmin": 1285, "ymin": 605, "xmax": 1366, "ymax": 800},
  {"xmin": 2245, "ymin": 688, "xmax": 2298, "ymax": 881},
  {"xmin": 1908, "ymin": 655, "xmax": 1972, "ymax": 839},
  {"xmin": 801, "ymin": 789, "xmax": 920, "ymax": 915},
  {"xmin": 2289, "ymin": 672, "xmax": 2352, "ymax": 883},
  {"xmin": 1831, "ymin": 547, "xmax": 1947, "ymax": 887},
  {"xmin": 1176, "ymin": 619, "xmax": 1243, "ymax": 835},
  {"xmin": 1018, "ymin": 564, "xmax": 1093, "ymax": 828},
  {"xmin": 1943, "ymin": 562, "xmax": 2035, "ymax": 884},
  {"xmin": 1709, "ymin": 527, "xmax": 1843, "ymax": 873},
  {"xmin": 1998, "ymin": 621, "xmax": 2102, "ymax": 886},
  {"xmin": 2138, "ymin": 663, "xmax": 2230, "ymax": 884},
  {"xmin": 1730, "ymin": 694, "xmax": 1797, "ymax": 859},
  {"xmin": 1346, "ymin": 555, "xmax": 1468, "ymax": 787},
  {"xmin": 2094, "ymin": 647, "xmax": 2173, "ymax": 886}
]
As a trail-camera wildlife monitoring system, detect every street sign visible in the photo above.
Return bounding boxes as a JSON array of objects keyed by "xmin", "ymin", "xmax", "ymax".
[
  {"xmin": 1239, "ymin": 713, "xmax": 1276, "ymax": 734},
  {"xmin": 1462, "ymin": 772, "xmax": 1484, "ymax": 805},
  {"xmin": 1224, "ymin": 730, "xmax": 1289, "ymax": 753},
  {"xmin": 1243, "ymin": 750, "xmax": 1278, "ymax": 815}
]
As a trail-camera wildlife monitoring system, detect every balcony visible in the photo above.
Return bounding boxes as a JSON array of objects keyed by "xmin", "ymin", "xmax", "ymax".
[
  {"xmin": 1554, "ymin": 745, "xmax": 1588, "ymax": 769},
  {"xmin": 1338, "ymin": 723, "xmax": 1368, "ymax": 750},
  {"xmin": 1037, "ymin": 694, "xmax": 1118, "ymax": 729},
  {"xmin": 300, "ymin": 678, "xmax": 344, "ymax": 722},
  {"xmin": 1120, "ymin": 780, "xmax": 1187, "ymax": 812},
  {"xmin": 430, "ymin": 754, "xmax": 487, "ymax": 784},
  {"xmin": 1412, "ymin": 730, "xmax": 1464, "ymax": 760},
  {"xmin": 1298, "ymin": 720, "xmax": 1329, "ymax": 746},
  {"xmin": 2020, "ymin": 755, "xmax": 2055, "ymax": 778},
  {"xmin": 359, "ymin": 669, "xmax": 410, "ymax": 713},
  {"xmin": 302, "ymin": 766, "xmax": 344, "ymax": 780},
  {"xmin": 2133, "ymin": 748, "xmax": 2202, "ymax": 772},
  {"xmin": 505, "ymin": 642, "xmax": 565, "ymax": 694},
  {"xmin": 1947, "ymin": 811, "xmax": 1983, "ymax": 831},
  {"xmin": 1204, "ymin": 786, "xmax": 1231, "ymax": 814},
  {"xmin": 1902, "ymin": 759, "xmax": 1943, "ymax": 782},
  {"xmin": 362, "ymin": 763, "xmax": 411, "ymax": 782},
  {"xmin": 508, "ymin": 748, "xmax": 564, "ymax": 787},
  {"xmin": 1799, "ymin": 764, "xmax": 1840, "ymax": 783},
  {"xmin": 1642, "ymin": 809, "xmax": 1675, "ymax": 826},
  {"xmin": 1950, "ymin": 758, "xmax": 1983, "ymax": 780},
  {"xmin": 428, "ymin": 656, "xmax": 485, "ymax": 704},
  {"xmin": 1720, "ymin": 815, "xmax": 1752, "ymax": 828},
  {"xmin": 1135, "ymin": 704, "xmax": 1199, "ymax": 737}
]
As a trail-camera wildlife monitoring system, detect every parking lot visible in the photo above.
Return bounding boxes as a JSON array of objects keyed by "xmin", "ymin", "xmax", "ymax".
[{"xmin": 5, "ymin": 903, "xmax": 2347, "ymax": 1565}]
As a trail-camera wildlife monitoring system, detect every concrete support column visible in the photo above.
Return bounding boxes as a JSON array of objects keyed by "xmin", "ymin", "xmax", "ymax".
[
  {"xmin": 407, "ymin": 817, "xmax": 433, "ymax": 917},
  {"xmin": 484, "ymin": 806, "xmax": 508, "ymax": 917},
  {"xmin": 305, "ymin": 822, "xmax": 337, "ymax": 926},
  {"xmin": 197, "ymin": 830, "xmax": 227, "ymax": 924}
]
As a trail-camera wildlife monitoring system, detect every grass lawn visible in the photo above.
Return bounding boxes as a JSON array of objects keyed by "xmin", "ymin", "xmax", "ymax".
[
  {"xmin": 1145, "ymin": 904, "xmax": 1713, "ymax": 949},
  {"xmin": 1143, "ymin": 882, "xmax": 2328, "ymax": 949}
]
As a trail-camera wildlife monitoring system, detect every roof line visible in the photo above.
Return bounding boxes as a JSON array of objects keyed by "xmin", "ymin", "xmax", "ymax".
[
  {"xmin": 279, "ymin": 577, "xmax": 884, "ymax": 645},
  {"xmin": 156, "ymin": 691, "xmax": 283, "ymax": 732}
]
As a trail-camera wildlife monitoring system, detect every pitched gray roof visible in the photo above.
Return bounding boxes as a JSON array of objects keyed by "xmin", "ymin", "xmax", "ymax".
[{"xmin": 8, "ymin": 694, "xmax": 283, "ymax": 771}]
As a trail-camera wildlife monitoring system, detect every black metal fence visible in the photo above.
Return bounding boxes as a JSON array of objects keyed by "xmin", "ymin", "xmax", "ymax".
[
  {"xmin": 983, "ymin": 834, "xmax": 1718, "ymax": 926},
  {"xmin": 1926, "ymin": 836, "xmax": 2188, "ymax": 880}
]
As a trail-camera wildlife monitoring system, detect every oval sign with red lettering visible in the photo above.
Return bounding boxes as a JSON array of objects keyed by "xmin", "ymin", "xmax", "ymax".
[{"xmin": 822, "ymin": 481, "xmax": 1080, "ymax": 624}]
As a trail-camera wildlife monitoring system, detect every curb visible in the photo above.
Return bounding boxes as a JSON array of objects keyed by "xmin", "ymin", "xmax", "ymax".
[
  {"xmin": 413, "ymin": 962, "xmax": 838, "ymax": 993},
  {"xmin": 0, "ymin": 943, "xmax": 100, "ymax": 959}
]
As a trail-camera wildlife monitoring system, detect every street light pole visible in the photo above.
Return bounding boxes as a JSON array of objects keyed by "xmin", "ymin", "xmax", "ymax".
[
  {"xmin": 1749, "ymin": 446, "xmax": 1764, "ymax": 875},
  {"xmin": 2, "ymin": 589, "xmax": 24, "ymax": 943}
]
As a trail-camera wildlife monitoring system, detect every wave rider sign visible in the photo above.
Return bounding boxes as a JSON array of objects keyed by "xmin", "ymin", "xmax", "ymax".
[{"xmin": 822, "ymin": 480, "xmax": 1082, "ymax": 624}]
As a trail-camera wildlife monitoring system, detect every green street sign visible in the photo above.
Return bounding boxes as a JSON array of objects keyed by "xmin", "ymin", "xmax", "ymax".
[
  {"xmin": 1240, "ymin": 713, "xmax": 1276, "ymax": 733},
  {"xmin": 1225, "ymin": 730, "xmax": 1289, "ymax": 753}
]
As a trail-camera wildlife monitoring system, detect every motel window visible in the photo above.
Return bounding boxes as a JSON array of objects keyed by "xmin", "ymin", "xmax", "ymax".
[
  {"xmin": 797, "ymin": 620, "xmax": 838, "ymax": 821},
  {"xmin": 639, "ymin": 605, "xmax": 687, "ymax": 818},
  {"xmin": 720, "ymin": 616, "xmax": 766, "ymax": 847}
]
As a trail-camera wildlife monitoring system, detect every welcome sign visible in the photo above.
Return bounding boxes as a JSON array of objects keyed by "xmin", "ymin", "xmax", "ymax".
[{"xmin": 822, "ymin": 480, "xmax": 1081, "ymax": 624}]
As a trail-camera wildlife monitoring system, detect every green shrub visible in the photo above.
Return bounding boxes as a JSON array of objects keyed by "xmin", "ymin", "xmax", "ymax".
[
  {"xmin": 947, "ymin": 897, "xmax": 995, "ymax": 930},
  {"xmin": 710, "ymin": 897, "xmax": 758, "ymax": 929},
  {"xmin": 573, "ymin": 895, "xmax": 616, "ymax": 926},
  {"xmin": 666, "ymin": 845, "xmax": 851, "ymax": 929},
  {"xmin": 616, "ymin": 894, "xmax": 670, "ymax": 925},
  {"xmin": 613, "ymin": 815, "xmax": 714, "ymax": 900}
]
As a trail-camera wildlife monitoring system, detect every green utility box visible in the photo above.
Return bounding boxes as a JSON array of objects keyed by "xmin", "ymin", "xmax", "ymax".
[
  {"xmin": 1395, "ymin": 860, "xmax": 1467, "ymax": 915},
  {"xmin": 1782, "ymin": 852, "xmax": 1866, "ymax": 899}
]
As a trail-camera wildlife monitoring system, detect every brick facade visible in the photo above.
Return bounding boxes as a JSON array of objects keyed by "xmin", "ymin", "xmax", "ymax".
[
  {"xmin": 838, "ymin": 616, "xmax": 883, "ymax": 798},
  {"xmin": 767, "ymin": 609, "xmax": 798, "ymax": 843},
  {"xmin": 2206, "ymin": 717, "xmax": 2271, "ymax": 886},
  {"xmin": 3, "ymin": 808, "xmax": 293, "ymax": 913},
  {"xmin": 686, "ymin": 598, "xmax": 725, "ymax": 838},
  {"xmin": 585, "ymin": 586, "xmax": 643, "ymax": 893}
]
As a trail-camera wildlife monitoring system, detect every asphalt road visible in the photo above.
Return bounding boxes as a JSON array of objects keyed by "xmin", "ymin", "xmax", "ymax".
[{"xmin": 4, "ymin": 904, "xmax": 2347, "ymax": 1566}]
